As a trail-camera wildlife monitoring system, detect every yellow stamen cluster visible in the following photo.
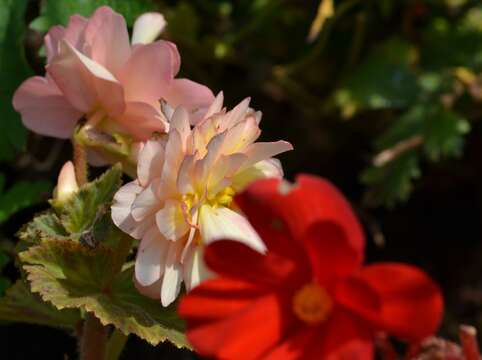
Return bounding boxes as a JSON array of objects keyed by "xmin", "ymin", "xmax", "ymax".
[{"xmin": 207, "ymin": 186, "xmax": 235, "ymax": 208}]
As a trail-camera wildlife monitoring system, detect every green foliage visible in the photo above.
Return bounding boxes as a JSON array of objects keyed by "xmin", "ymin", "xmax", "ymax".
[
  {"xmin": 20, "ymin": 240, "xmax": 188, "ymax": 347},
  {"xmin": 52, "ymin": 164, "xmax": 122, "ymax": 240},
  {"xmin": 0, "ymin": 0, "xmax": 31, "ymax": 161},
  {"xmin": 0, "ymin": 174, "xmax": 50, "ymax": 224},
  {"xmin": 336, "ymin": 38, "xmax": 419, "ymax": 115},
  {"xmin": 362, "ymin": 150, "xmax": 421, "ymax": 208},
  {"xmin": 33, "ymin": 0, "xmax": 158, "ymax": 32},
  {"xmin": 0, "ymin": 280, "xmax": 81, "ymax": 328},
  {"xmin": 15, "ymin": 166, "xmax": 187, "ymax": 347}
]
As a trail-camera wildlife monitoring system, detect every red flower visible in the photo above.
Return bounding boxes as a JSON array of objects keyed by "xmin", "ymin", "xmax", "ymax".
[{"xmin": 178, "ymin": 175, "xmax": 444, "ymax": 360}]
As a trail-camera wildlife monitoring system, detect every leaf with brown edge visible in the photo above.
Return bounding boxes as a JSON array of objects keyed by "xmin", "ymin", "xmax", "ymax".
[{"xmin": 20, "ymin": 240, "xmax": 188, "ymax": 347}]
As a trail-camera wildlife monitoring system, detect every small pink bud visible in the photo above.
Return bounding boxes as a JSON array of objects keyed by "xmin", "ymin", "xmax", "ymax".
[{"xmin": 54, "ymin": 161, "xmax": 79, "ymax": 202}]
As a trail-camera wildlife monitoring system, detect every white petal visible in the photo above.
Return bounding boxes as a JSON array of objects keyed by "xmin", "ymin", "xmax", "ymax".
[
  {"xmin": 135, "ymin": 226, "xmax": 168, "ymax": 286},
  {"xmin": 111, "ymin": 181, "xmax": 144, "ymax": 239},
  {"xmin": 198, "ymin": 205, "xmax": 266, "ymax": 253},
  {"xmin": 137, "ymin": 139, "xmax": 165, "ymax": 187},
  {"xmin": 131, "ymin": 181, "xmax": 161, "ymax": 221},
  {"xmin": 155, "ymin": 199, "xmax": 190, "ymax": 241},
  {"xmin": 221, "ymin": 97, "xmax": 250, "ymax": 131},
  {"xmin": 183, "ymin": 245, "xmax": 212, "ymax": 291},
  {"xmin": 232, "ymin": 158, "xmax": 284, "ymax": 191},
  {"xmin": 132, "ymin": 12, "xmax": 166, "ymax": 45},
  {"xmin": 161, "ymin": 242, "xmax": 183, "ymax": 306}
]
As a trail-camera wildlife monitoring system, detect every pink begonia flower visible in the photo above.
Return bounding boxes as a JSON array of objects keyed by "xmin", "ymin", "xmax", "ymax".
[
  {"xmin": 12, "ymin": 6, "xmax": 214, "ymax": 142},
  {"xmin": 111, "ymin": 93, "xmax": 293, "ymax": 306}
]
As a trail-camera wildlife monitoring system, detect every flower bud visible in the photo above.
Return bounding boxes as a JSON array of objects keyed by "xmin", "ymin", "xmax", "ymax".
[{"xmin": 54, "ymin": 161, "xmax": 79, "ymax": 202}]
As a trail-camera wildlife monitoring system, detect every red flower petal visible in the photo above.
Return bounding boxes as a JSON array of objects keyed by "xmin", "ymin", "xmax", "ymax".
[
  {"xmin": 261, "ymin": 326, "xmax": 317, "ymax": 360},
  {"xmin": 236, "ymin": 175, "xmax": 365, "ymax": 262},
  {"xmin": 335, "ymin": 276, "xmax": 381, "ymax": 323},
  {"xmin": 356, "ymin": 263, "xmax": 444, "ymax": 341},
  {"xmin": 203, "ymin": 240, "xmax": 308, "ymax": 289},
  {"xmin": 178, "ymin": 277, "xmax": 265, "ymax": 326},
  {"xmin": 234, "ymin": 178, "xmax": 306, "ymax": 260},
  {"xmin": 304, "ymin": 308, "xmax": 374, "ymax": 360},
  {"xmin": 182, "ymin": 292, "xmax": 294, "ymax": 360},
  {"xmin": 302, "ymin": 221, "xmax": 362, "ymax": 286}
]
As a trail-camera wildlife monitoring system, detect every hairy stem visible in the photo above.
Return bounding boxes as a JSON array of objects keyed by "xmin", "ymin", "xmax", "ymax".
[
  {"xmin": 80, "ymin": 313, "xmax": 107, "ymax": 360},
  {"xmin": 106, "ymin": 330, "xmax": 128, "ymax": 360},
  {"xmin": 73, "ymin": 136, "xmax": 88, "ymax": 186}
]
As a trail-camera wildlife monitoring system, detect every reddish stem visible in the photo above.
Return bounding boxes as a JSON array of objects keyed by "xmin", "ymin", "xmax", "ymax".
[{"xmin": 459, "ymin": 325, "xmax": 480, "ymax": 360}]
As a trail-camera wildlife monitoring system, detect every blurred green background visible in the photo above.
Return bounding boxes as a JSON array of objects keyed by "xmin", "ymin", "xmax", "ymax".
[{"xmin": 2, "ymin": 0, "xmax": 482, "ymax": 358}]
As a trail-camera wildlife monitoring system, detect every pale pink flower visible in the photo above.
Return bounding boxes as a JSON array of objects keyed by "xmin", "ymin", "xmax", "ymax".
[
  {"xmin": 111, "ymin": 93, "xmax": 293, "ymax": 306},
  {"xmin": 13, "ymin": 6, "xmax": 213, "ymax": 142}
]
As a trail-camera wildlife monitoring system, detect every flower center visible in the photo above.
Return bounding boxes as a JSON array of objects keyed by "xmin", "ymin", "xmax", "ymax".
[
  {"xmin": 207, "ymin": 186, "xmax": 235, "ymax": 208},
  {"xmin": 292, "ymin": 283, "xmax": 332, "ymax": 325}
]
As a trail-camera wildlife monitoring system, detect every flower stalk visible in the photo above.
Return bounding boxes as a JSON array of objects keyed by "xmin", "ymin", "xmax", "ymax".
[{"xmin": 80, "ymin": 313, "xmax": 107, "ymax": 360}]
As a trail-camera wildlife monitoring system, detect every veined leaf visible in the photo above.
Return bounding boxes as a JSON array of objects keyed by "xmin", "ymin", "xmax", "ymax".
[
  {"xmin": 0, "ymin": 280, "xmax": 81, "ymax": 328},
  {"xmin": 20, "ymin": 240, "xmax": 188, "ymax": 347}
]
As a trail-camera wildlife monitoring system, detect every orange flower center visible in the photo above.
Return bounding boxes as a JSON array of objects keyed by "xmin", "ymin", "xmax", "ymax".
[{"xmin": 292, "ymin": 283, "xmax": 332, "ymax": 325}]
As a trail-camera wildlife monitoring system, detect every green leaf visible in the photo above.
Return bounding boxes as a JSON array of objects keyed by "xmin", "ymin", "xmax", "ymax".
[
  {"xmin": 361, "ymin": 150, "xmax": 421, "ymax": 208},
  {"xmin": 0, "ymin": 280, "xmax": 81, "ymax": 328},
  {"xmin": 422, "ymin": 109, "xmax": 470, "ymax": 161},
  {"xmin": 37, "ymin": 0, "xmax": 158, "ymax": 28},
  {"xmin": 55, "ymin": 164, "xmax": 122, "ymax": 239},
  {"xmin": 20, "ymin": 240, "xmax": 188, "ymax": 347},
  {"xmin": 17, "ymin": 210, "xmax": 68, "ymax": 250},
  {"xmin": 0, "ymin": 179, "xmax": 50, "ymax": 224},
  {"xmin": 335, "ymin": 38, "xmax": 419, "ymax": 116},
  {"xmin": 0, "ymin": 0, "xmax": 31, "ymax": 161}
]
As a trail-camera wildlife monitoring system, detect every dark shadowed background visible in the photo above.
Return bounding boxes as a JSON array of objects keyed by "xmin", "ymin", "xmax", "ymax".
[{"xmin": 2, "ymin": 0, "xmax": 482, "ymax": 358}]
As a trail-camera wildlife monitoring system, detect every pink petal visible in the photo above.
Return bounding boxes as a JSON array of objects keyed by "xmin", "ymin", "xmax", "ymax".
[
  {"xmin": 84, "ymin": 6, "xmax": 131, "ymax": 75},
  {"xmin": 44, "ymin": 15, "xmax": 88, "ymax": 62},
  {"xmin": 132, "ymin": 12, "xmax": 166, "ymax": 45},
  {"xmin": 164, "ymin": 41, "xmax": 181, "ymax": 77},
  {"xmin": 135, "ymin": 226, "xmax": 167, "ymax": 286},
  {"xmin": 164, "ymin": 79, "xmax": 215, "ymax": 124},
  {"xmin": 137, "ymin": 139, "xmax": 165, "ymax": 187},
  {"xmin": 116, "ymin": 102, "xmax": 168, "ymax": 141},
  {"xmin": 177, "ymin": 153, "xmax": 197, "ymax": 194},
  {"xmin": 155, "ymin": 199, "xmax": 190, "ymax": 241},
  {"xmin": 12, "ymin": 76, "xmax": 82, "ymax": 138},
  {"xmin": 44, "ymin": 25, "xmax": 65, "ymax": 62},
  {"xmin": 240, "ymin": 141, "xmax": 293, "ymax": 171},
  {"xmin": 169, "ymin": 107, "xmax": 191, "ymax": 149},
  {"xmin": 202, "ymin": 91, "xmax": 224, "ymax": 120},
  {"xmin": 119, "ymin": 41, "xmax": 175, "ymax": 103},
  {"xmin": 47, "ymin": 40, "xmax": 125, "ymax": 116}
]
